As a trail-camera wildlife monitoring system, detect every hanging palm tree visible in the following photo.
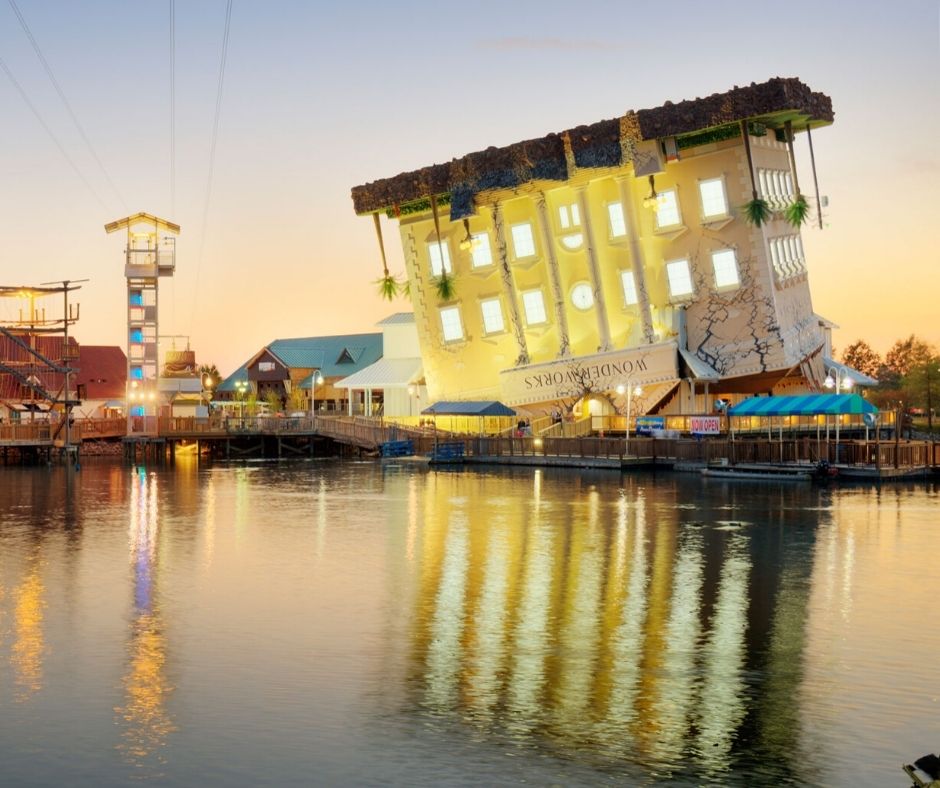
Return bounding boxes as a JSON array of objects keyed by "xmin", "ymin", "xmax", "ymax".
[
  {"xmin": 739, "ymin": 119, "xmax": 771, "ymax": 227},
  {"xmin": 783, "ymin": 120, "xmax": 811, "ymax": 228},
  {"xmin": 743, "ymin": 197, "xmax": 772, "ymax": 226},
  {"xmin": 372, "ymin": 213, "xmax": 401, "ymax": 300},
  {"xmin": 433, "ymin": 271, "xmax": 456, "ymax": 301},
  {"xmin": 429, "ymin": 194, "xmax": 455, "ymax": 301},
  {"xmin": 785, "ymin": 194, "xmax": 810, "ymax": 227}
]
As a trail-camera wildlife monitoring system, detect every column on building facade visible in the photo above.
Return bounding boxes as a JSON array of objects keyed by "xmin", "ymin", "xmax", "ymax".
[
  {"xmin": 573, "ymin": 185, "xmax": 612, "ymax": 353},
  {"xmin": 491, "ymin": 201, "xmax": 530, "ymax": 366},
  {"xmin": 616, "ymin": 176, "xmax": 655, "ymax": 344},
  {"xmin": 533, "ymin": 192, "xmax": 571, "ymax": 358}
]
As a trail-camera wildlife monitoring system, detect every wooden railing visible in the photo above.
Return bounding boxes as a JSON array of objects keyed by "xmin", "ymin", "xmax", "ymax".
[{"xmin": 0, "ymin": 422, "xmax": 52, "ymax": 443}]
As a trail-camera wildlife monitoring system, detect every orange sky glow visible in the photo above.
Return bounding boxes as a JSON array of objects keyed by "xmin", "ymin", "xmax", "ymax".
[{"xmin": 1, "ymin": 1, "xmax": 937, "ymax": 375}]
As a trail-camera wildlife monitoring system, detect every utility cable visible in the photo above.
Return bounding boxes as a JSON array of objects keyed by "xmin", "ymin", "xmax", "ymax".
[
  {"xmin": 170, "ymin": 0, "xmax": 176, "ymax": 216},
  {"xmin": 0, "ymin": 53, "xmax": 108, "ymax": 213},
  {"xmin": 7, "ymin": 0, "xmax": 125, "ymax": 211},
  {"xmin": 189, "ymin": 0, "xmax": 233, "ymax": 333}
]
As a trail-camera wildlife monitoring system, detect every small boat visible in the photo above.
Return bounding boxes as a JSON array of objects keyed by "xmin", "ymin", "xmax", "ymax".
[
  {"xmin": 701, "ymin": 467, "xmax": 811, "ymax": 482},
  {"xmin": 903, "ymin": 751, "xmax": 940, "ymax": 787}
]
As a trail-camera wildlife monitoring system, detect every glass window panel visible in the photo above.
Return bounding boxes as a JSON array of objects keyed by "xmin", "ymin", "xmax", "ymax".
[
  {"xmin": 655, "ymin": 189, "xmax": 681, "ymax": 228},
  {"xmin": 608, "ymin": 202, "xmax": 627, "ymax": 237},
  {"xmin": 699, "ymin": 178, "xmax": 728, "ymax": 218},
  {"xmin": 511, "ymin": 223, "xmax": 536, "ymax": 258},
  {"xmin": 620, "ymin": 270, "xmax": 638, "ymax": 305},
  {"xmin": 666, "ymin": 259, "xmax": 694, "ymax": 298},
  {"xmin": 522, "ymin": 290, "xmax": 547, "ymax": 325},
  {"xmin": 711, "ymin": 249, "xmax": 740, "ymax": 288},
  {"xmin": 427, "ymin": 241, "xmax": 452, "ymax": 276},
  {"xmin": 439, "ymin": 306, "xmax": 463, "ymax": 342},
  {"xmin": 480, "ymin": 298, "xmax": 504, "ymax": 334},
  {"xmin": 470, "ymin": 233, "xmax": 492, "ymax": 267}
]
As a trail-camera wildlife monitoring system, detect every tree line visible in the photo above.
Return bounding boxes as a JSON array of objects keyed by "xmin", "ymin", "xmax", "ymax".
[{"xmin": 840, "ymin": 335, "xmax": 939, "ymax": 427}]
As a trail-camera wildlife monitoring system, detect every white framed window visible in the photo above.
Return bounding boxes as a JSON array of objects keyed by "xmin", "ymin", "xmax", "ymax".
[
  {"xmin": 427, "ymin": 240, "xmax": 452, "ymax": 276},
  {"xmin": 560, "ymin": 233, "xmax": 584, "ymax": 250},
  {"xmin": 607, "ymin": 202, "xmax": 627, "ymax": 238},
  {"xmin": 511, "ymin": 223, "xmax": 536, "ymax": 259},
  {"xmin": 666, "ymin": 258, "xmax": 694, "ymax": 299},
  {"xmin": 620, "ymin": 270, "xmax": 639, "ymax": 306},
  {"xmin": 699, "ymin": 177, "xmax": 729, "ymax": 219},
  {"xmin": 439, "ymin": 306, "xmax": 463, "ymax": 342},
  {"xmin": 470, "ymin": 233, "xmax": 492, "ymax": 268},
  {"xmin": 521, "ymin": 289, "xmax": 547, "ymax": 326},
  {"xmin": 655, "ymin": 189, "xmax": 681, "ymax": 229},
  {"xmin": 570, "ymin": 282, "xmax": 593, "ymax": 311},
  {"xmin": 479, "ymin": 297, "xmax": 505, "ymax": 335},
  {"xmin": 711, "ymin": 249, "xmax": 740, "ymax": 289},
  {"xmin": 258, "ymin": 361, "xmax": 276, "ymax": 372},
  {"xmin": 558, "ymin": 203, "xmax": 581, "ymax": 229}
]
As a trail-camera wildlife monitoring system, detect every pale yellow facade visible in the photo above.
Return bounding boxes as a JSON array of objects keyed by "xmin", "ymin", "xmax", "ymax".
[{"xmin": 395, "ymin": 131, "xmax": 821, "ymax": 416}]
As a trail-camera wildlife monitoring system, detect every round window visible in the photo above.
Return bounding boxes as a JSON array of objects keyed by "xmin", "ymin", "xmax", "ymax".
[{"xmin": 571, "ymin": 282, "xmax": 594, "ymax": 311}]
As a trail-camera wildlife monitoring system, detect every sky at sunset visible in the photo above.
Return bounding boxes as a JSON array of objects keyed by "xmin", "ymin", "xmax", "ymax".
[{"xmin": 1, "ymin": 0, "xmax": 938, "ymax": 375}]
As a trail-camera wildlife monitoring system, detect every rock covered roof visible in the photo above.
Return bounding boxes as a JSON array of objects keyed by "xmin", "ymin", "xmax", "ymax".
[{"xmin": 351, "ymin": 77, "xmax": 833, "ymax": 219}]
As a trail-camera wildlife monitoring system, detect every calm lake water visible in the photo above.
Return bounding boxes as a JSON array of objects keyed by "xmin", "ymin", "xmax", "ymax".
[{"xmin": 0, "ymin": 459, "xmax": 937, "ymax": 787}]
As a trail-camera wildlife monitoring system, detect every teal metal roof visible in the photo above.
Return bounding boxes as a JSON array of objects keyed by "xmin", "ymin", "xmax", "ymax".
[
  {"xmin": 269, "ymin": 333, "xmax": 382, "ymax": 376},
  {"xmin": 216, "ymin": 361, "xmax": 250, "ymax": 393},
  {"xmin": 422, "ymin": 401, "xmax": 516, "ymax": 416},
  {"xmin": 729, "ymin": 393, "xmax": 878, "ymax": 417},
  {"xmin": 216, "ymin": 332, "xmax": 383, "ymax": 393}
]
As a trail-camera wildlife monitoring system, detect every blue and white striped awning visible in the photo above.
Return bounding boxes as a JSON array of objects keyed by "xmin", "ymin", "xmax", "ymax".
[{"xmin": 729, "ymin": 393, "xmax": 878, "ymax": 417}]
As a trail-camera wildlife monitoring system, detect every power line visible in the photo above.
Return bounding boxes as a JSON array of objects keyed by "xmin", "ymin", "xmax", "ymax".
[
  {"xmin": 7, "ymin": 0, "xmax": 125, "ymax": 211},
  {"xmin": 169, "ymin": 0, "xmax": 176, "ymax": 216},
  {"xmin": 189, "ymin": 0, "xmax": 233, "ymax": 333},
  {"xmin": 0, "ymin": 53, "xmax": 109, "ymax": 213}
]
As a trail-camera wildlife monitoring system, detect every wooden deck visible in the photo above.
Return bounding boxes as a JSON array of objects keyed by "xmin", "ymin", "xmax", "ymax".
[{"xmin": 3, "ymin": 415, "xmax": 937, "ymax": 480}]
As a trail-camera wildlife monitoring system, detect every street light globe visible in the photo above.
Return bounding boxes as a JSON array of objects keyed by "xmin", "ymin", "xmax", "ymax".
[
  {"xmin": 633, "ymin": 385, "xmax": 643, "ymax": 397},
  {"xmin": 616, "ymin": 384, "xmax": 626, "ymax": 396},
  {"xmin": 842, "ymin": 377, "xmax": 854, "ymax": 390},
  {"xmin": 824, "ymin": 375, "xmax": 835, "ymax": 389}
]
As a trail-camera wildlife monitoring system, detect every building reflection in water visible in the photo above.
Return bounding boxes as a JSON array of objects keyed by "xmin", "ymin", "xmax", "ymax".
[
  {"xmin": 115, "ymin": 468, "xmax": 175, "ymax": 769},
  {"xmin": 10, "ymin": 552, "xmax": 46, "ymax": 701},
  {"xmin": 406, "ymin": 473, "xmax": 819, "ymax": 779}
]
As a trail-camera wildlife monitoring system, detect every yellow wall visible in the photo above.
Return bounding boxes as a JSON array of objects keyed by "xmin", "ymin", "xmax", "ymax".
[{"xmin": 397, "ymin": 133, "xmax": 821, "ymax": 408}]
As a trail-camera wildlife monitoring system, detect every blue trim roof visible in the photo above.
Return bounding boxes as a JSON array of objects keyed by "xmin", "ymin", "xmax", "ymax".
[
  {"xmin": 729, "ymin": 393, "xmax": 878, "ymax": 417},
  {"xmin": 422, "ymin": 400, "xmax": 516, "ymax": 416}
]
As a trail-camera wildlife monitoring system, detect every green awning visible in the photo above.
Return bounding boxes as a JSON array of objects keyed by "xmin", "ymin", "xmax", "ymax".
[{"xmin": 729, "ymin": 393, "xmax": 877, "ymax": 417}]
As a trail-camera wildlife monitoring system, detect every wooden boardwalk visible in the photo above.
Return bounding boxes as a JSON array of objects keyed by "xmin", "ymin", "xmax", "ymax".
[{"xmin": 3, "ymin": 414, "xmax": 937, "ymax": 479}]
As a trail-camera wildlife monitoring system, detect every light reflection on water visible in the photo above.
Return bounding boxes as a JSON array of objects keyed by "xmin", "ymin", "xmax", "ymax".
[{"xmin": 0, "ymin": 460, "xmax": 936, "ymax": 787}]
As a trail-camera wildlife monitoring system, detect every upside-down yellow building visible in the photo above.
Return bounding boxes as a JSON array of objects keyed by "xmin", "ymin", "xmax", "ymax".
[{"xmin": 351, "ymin": 78, "xmax": 838, "ymax": 421}]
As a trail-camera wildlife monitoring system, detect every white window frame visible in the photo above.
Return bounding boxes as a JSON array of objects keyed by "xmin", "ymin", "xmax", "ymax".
[
  {"xmin": 510, "ymin": 222, "xmax": 536, "ymax": 260},
  {"xmin": 559, "ymin": 233, "xmax": 584, "ymax": 250},
  {"xmin": 620, "ymin": 270, "xmax": 639, "ymax": 306},
  {"xmin": 699, "ymin": 177, "xmax": 729, "ymax": 220},
  {"xmin": 479, "ymin": 297, "xmax": 505, "ymax": 335},
  {"xmin": 607, "ymin": 201, "xmax": 627, "ymax": 239},
  {"xmin": 427, "ymin": 240, "xmax": 452, "ymax": 277},
  {"xmin": 470, "ymin": 233, "xmax": 493, "ymax": 268},
  {"xmin": 655, "ymin": 188, "xmax": 682, "ymax": 229},
  {"xmin": 666, "ymin": 258, "xmax": 694, "ymax": 300},
  {"xmin": 558, "ymin": 203, "xmax": 581, "ymax": 230},
  {"xmin": 521, "ymin": 289, "xmax": 548, "ymax": 326},
  {"xmin": 439, "ymin": 306, "xmax": 463, "ymax": 343},
  {"xmin": 711, "ymin": 248, "xmax": 740, "ymax": 290}
]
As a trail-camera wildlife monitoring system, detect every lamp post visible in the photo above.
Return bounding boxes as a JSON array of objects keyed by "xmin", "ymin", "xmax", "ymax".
[
  {"xmin": 202, "ymin": 373, "xmax": 215, "ymax": 418},
  {"xmin": 824, "ymin": 366, "xmax": 854, "ymax": 461},
  {"xmin": 235, "ymin": 379, "xmax": 248, "ymax": 421},
  {"xmin": 616, "ymin": 379, "xmax": 643, "ymax": 457},
  {"xmin": 309, "ymin": 369, "xmax": 324, "ymax": 423}
]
